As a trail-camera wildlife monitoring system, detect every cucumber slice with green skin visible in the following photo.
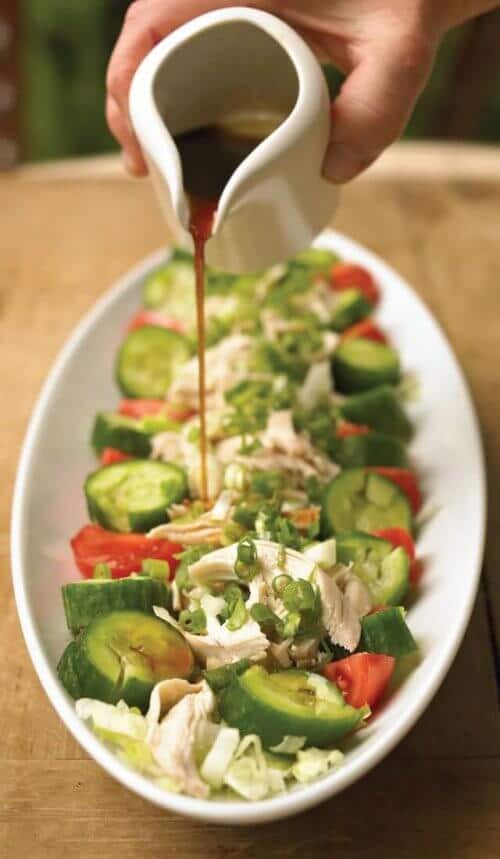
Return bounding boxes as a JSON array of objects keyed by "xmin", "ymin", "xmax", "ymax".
[
  {"xmin": 330, "ymin": 289, "xmax": 371, "ymax": 333},
  {"xmin": 341, "ymin": 385, "xmax": 413, "ymax": 442},
  {"xmin": 203, "ymin": 658, "xmax": 251, "ymax": 693},
  {"xmin": 219, "ymin": 666, "xmax": 365, "ymax": 749},
  {"xmin": 57, "ymin": 641, "xmax": 82, "ymax": 699},
  {"xmin": 116, "ymin": 326, "xmax": 191, "ymax": 399},
  {"xmin": 62, "ymin": 575, "xmax": 171, "ymax": 634},
  {"xmin": 85, "ymin": 460, "xmax": 187, "ymax": 533},
  {"xmin": 333, "ymin": 338, "xmax": 400, "ymax": 393},
  {"xmin": 74, "ymin": 610, "xmax": 194, "ymax": 711},
  {"xmin": 322, "ymin": 469, "xmax": 413, "ymax": 536},
  {"xmin": 332, "ymin": 431, "xmax": 408, "ymax": 469},
  {"xmin": 92, "ymin": 411, "xmax": 182, "ymax": 457},
  {"xmin": 336, "ymin": 532, "xmax": 410, "ymax": 605},
  {"xmin": 143, "ymin": 251, "xmax": 196, "ymax": 322},
  {"xmin": 360, "ymin": 607, "xmax": 417, "ymax": 656},
  {"xmin": 91, "ymin": 412, "xmax": 180, "ymax": 457},
  {"xmin": 291, "ymin": 248, "xmax": 338, "ymax": 274}
]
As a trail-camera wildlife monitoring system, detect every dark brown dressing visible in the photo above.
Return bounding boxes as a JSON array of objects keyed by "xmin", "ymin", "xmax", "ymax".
[
  {"xmin": 178, "ymin": 109, "xmax": 287, "ymax": 500},
  {"xmin": 175, "ymin": 109, "xmax": 284, "ymax": 200},
  {"xmin": 188, "ymin": 196, "xmax": 216, "ymax": 503}
]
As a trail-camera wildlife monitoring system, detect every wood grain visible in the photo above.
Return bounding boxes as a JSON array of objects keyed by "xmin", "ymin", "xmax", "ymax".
[{"xmin": 0, "ymin": 162, "xmax": 499, "ymax": 857}]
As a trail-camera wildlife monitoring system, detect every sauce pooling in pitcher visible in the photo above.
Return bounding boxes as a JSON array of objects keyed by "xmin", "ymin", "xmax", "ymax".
[{"xmin": 176, "ymin": 108, "xmax": 287, "ymax": 500}]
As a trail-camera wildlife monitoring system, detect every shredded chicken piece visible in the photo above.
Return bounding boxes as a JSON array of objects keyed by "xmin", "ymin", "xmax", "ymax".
[
  {"xmin": 314, "ymin": 567, "xmax": 364, "ymax": 653},
  {"xmin": 334, "ymin": 570, "xmax": 373, "ymax": 618},
  {"xmin": 268, "ymin": 639, "xmax": 293, "ymax": 669},
  {"xmin": 167, "ymin": 334, "xmax": 253, "ymax": 411},
  {"xmin": 151, "ymin": 431, "xmax": 184, "ymax": 463},
  {"xmin": 289, "ymin": 637, "xmax": 320, "ymax": 668},
  {"xmin": 146, "ymin": 678, "xmax": 204, "ymax": 740},
  {"xmin": 167, "ymin": 502, "xmax": 191, "ymax": 520},
  {"xmin": 149, "ymin": 681, "xmax": 214, "ymax": 798},
  {"xmin": 148, "ymin": 491, "xmax": 234, "ymax": 546},
  {"xmin": 217, "ymin": 410, "xmax": 339, "ymax": 485},
  {"xmin": 188, "ymin": 540, "xmax": 316, "ymax": 589}
]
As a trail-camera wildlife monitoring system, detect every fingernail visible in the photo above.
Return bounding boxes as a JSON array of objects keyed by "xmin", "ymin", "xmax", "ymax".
[{"xmin": 323, "ymin": 141, "xmax": 366, "ymax": 184}]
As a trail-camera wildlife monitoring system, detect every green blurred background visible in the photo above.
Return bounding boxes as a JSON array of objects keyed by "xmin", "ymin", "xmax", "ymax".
[{"xmin": 17, "ymin": 1, "xmax": 500, "ymax": 162}]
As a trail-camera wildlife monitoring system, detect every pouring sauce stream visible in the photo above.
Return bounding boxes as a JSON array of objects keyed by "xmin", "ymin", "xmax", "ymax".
[{"xmin": 189, "ymin": 197, "xmax": 216, "ymax": 502}]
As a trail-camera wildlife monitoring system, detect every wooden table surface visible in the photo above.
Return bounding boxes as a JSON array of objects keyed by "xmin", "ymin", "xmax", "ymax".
[{"xmin": 1, "ymin": 143, "xmax": 499, "ymax": 858}]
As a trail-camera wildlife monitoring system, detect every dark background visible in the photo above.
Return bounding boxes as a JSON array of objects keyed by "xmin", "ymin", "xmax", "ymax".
[{"xmin": 1, "ymin": 1, "xmax": 500, "ymax": 168}]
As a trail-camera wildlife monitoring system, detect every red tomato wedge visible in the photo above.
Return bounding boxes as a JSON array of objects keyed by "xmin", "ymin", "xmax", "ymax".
[
  {"xmin": 373, "ymin": 527, "xmax": 415, "ymax": 560},
  {"xmin": 337, "ymin": 420, "xmax": 371, "ymax": 438},
  {"xmin": 119, "ymin": 399, "xmax": 166, "ymax": 418},
  {"xmin": 71, "ymin": 524, "xmax": 182, "ymax": 579},
  {"xmin": 366, "ymin": 467, "xmax": 422, "ymax": 514},
  {"xmin": 373, "ymin": 527, "xmax": 423, "ymax": 585},
  {"xmin": 127, "ymin": 310, "xmax": 186, "ymax": 334},
  {"xmin": 119, "ymin": 399, "xmax": 196, "ymax": 422},
  {"xmin": 100, "ymin": 448, "xmax": 132, "ymax": 466},
  {"xmin": 341, "ymin": 319, "xmax": 387, "ymax": 343},
  {"xmin": 324, "ymin": 653, "xmax": 395, "ymax": 709},
  {"xmin": 330, "ymin": 262, "xmax": 380, "ymax": 305}
]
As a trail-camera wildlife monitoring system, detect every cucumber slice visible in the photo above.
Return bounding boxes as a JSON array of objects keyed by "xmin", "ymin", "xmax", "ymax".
[
  {"xmin": 336, "ymin": 532, "xmax": 409, "ymax": 605},
  {"xmin": 322, "ymin": 469, "xmax": 413, "ymax": 536},
  {"xmin": 332, "ymin": 431, "xmax": 408, "ymax": 469},
  {"xmin": 360, "ymin": 607, "xmax": 417, "ymax": 656},
  {"xmin": 291, "ymin": 247, "xmax": 338, "ymax": 274},
  {"xmin": 333, "ymin": 338, "xmax": 400, "ymax": 393},
  {"xmin": 85, "ymin": 459, "xmax": 187, "ymax": 533},
  {"xmin": 57, "ymin": 640, "xmax": 82, "ymax": 699},
  {"xmin": 91, "ymin": 411, "xmax": 180, "ymax": 457},
  {"xmin": 143, "ymin": 250, "xmax": 196, "ymax": 322},
  {"xmin": 331, "ymin": 289, "xmax": 371, "ymax": 332},
  {"xmin": 203, "ymin": 658, "xmax": 251, "ymax": 693},
  {"xmin": 220, "ymin": 666, "xmax": 365, "ymax": 749},
  {"xmin": 341, "ymin": 385, "xmax": 413, "ymax": 442},
  {"xmin": 116, "ymin": 326, "xmax": 191, "ymax": 399},
  {"xmin": 62, "ymin": 575, "xmax": 171, "ymax": 634},
  {"xmin": 74, "ymin": 610, "xmax": 194, "ymax": 711}
]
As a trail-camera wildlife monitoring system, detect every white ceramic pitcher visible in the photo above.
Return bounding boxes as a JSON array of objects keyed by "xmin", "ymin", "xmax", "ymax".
[{"xmin": 129, "ymin": 7, "xmax": 338, "ymax": 274}]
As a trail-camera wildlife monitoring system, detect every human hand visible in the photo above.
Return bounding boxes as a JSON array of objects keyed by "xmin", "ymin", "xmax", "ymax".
[{"xmin": 107, "ymin": 0, "xmax": 499, "ymax": 182}]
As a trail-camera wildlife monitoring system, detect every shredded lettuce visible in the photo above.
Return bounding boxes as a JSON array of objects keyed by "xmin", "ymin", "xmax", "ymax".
[
  {"xmin": 200, "ymin": 726, "xmax": 241, "ymax": 788},
  {"xmin": 297, "ymin": 361, "xmax": 332, "ymax": 411},
  {"xmin": 269, "ymin": 735, "xmax": 306, "ymax": 755},
  {"xmin": 76, "ymin": 698, "xmax": 147, "ymax": 741},
  {"xmin": 223, "ymin": 734, "xmax": 282, "ymax": 801},
  {"xmin": 94, "ymin": 726, "xmax": 159, "ymax": 775},
  {"xmin": 291, "ymin": 748, "xmax": 344, "ymax": 783}
]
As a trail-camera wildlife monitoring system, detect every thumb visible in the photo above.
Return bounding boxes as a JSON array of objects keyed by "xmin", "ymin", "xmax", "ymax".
[{"xmin": 323, "ymin": 36, "xmax": 435, "ymax": 183}]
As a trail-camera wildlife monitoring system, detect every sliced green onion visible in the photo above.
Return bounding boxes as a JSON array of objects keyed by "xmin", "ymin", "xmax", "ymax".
[
  {"xmin": 280, "ymin": 611, "xmax": 301, "ymax": 639},
  {"xmin": 141, "ymin": 558, "xmax": 170, "ymax": 579},
  {"xmin": 277, "ymin": 543, "xmax": 287, "ymax": 569},
  {"xmin": 235, "ymin": 537, "xmax": 259, "ymax": 581},
  {"xmin": 250, "ymin": 603, "xmax": 280, "ymax": 630},
  {"xmin": 272, "ymin": 574, "xmax": 293, "ymax": 597},
  {"xmin": 282, "ymin": 580, "xmax": 315, "ymax": 612},
  {"xmin": 93, "ymin": 562, "xmax": 111, "ymax": 579},
  {"xmin": 187, "ymin": 425, "xmax": 200, "ymax": 443},
  {"xmin": 226, "ymin": 597, "xmax": 248, "ymax": 631},
  {"xmin": 179, "ymin": 608, "xmax": 207, "ymax": 635}
]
